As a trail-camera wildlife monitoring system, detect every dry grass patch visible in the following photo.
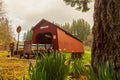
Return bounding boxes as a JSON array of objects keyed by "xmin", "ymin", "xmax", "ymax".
[{"xmin": 0, "ymin": 57, "xmax": 34, "ymax": 80}]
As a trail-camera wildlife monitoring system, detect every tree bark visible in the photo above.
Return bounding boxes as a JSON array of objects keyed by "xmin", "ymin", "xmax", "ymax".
[{"xmin": 91, "ymin": 0, "xmax": 120, "ymax": 69}]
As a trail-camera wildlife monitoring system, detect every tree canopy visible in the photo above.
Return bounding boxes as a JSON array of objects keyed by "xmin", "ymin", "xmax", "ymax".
[
  {"xmin": 64, "ymin": 0, "xmax": 91, "ymax": 12},
  {"xmin": 0, "ymin": 18, "xmax": 14, "ymax": 50}
]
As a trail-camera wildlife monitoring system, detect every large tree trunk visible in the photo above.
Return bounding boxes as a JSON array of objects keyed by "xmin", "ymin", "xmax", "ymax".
[{"xmin": 91, "ymin": 0, "xmax": 120, "ymax": 69}]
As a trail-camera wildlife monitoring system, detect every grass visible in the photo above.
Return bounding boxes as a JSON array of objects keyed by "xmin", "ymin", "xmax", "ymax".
[
  {"xmin": 63, "ymin": 49, "xmax": 91, "ymax": 65},
  {"xmin": 63, "ymin": 53, "xmax": 71, "ymax": 59},
  {"xmin": 82, "ymin": 48, "xmax": 91, "ymax": 64},
  {"xmin": 0, "ymin": 51, "xmax": 9, "ymax": 57}
]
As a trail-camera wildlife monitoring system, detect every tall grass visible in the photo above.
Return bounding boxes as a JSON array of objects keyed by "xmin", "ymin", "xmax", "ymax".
[
  {"xmin": 71, "ymin": 59, "xmax": 87, "ymax": 77},
  {"xmin": 28, "ymin": 52, "xmax": 70, "ymax": 80}
]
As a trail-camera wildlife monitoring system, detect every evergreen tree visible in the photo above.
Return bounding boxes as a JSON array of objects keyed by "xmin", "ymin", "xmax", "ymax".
[
  {"xmin": 23, "ymin": 29, "xmax": 33, "ymax": 41},
  {"xmin": 71, "ymin": 19, "xmax": 91, "ymax": 41},
  {"xmin": 61, "ymin": 19, "xmax": 90, "ymax": 41},
  {"xmin": 64, "ymin": 0, "xmax": 90, "ymax": 12},
  {"xmin": 23, "ymin": 32, "xmax": 27, "ymax": 41},
  {"xmin": 71, "ymin": 19, "xmax": 77, "ymax": 35},
  {"xmin": 61, "ymin": 23, "xmax": 71, "ymax": 33}
]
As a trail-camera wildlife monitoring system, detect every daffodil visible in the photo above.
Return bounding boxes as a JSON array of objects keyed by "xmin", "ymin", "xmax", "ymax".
[{"xmin": 64, "ymin": 60, "xmax": 69, "ymax": 65}]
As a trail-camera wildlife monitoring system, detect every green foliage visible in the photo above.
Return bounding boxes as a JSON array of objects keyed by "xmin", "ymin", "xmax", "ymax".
[
  {"xmin": 72, "ymin": 19, "xmax": 90, "ymax": 41},
  {"xmin": 64, "ymin": 0, "xmax": 91, "ymax": 12},
  {"xmin": 61, "ymin": 23, "xmax": 71, "ymax": 33},
  {"xmin": 28, "ymin": 53, "xmax": 70, "ymax": 80},
  {"xmin": 87, "ymin": 62, "xmax": 120, "ymax": 80},
  {"xmin": 82, "ymin": 48, "xmax": 91, "ymax": 64},
  {"xmin": 63, "ymin": 53, "xmax": 71, "ymax": 60},
  {"xmin": 28, "ymin": 61, "xmax": 46, "ymax": 80},
  {"xmin": 0, "ymin": 18, "xmax": 13, "ymax": 49},
  {"xmin": 23, "ymin": 29, "xmax": 33, "ymax": 41},
  {"xmin": 71, "ymin": 59, "xmax": 87, "ymax": 77}
]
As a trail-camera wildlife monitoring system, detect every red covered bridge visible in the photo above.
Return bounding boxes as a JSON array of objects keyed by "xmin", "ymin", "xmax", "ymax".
[{"xmin": 32, "ymin": 19, "xmax": 84, "ymax": 54}]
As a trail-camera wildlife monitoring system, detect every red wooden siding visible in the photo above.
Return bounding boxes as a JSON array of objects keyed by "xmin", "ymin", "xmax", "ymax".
[{"xmin": 57, "ymin": 28, "xmax": 84, "ymax": 52}]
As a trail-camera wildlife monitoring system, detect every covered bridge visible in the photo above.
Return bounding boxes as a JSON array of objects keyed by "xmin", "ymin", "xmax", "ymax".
[{"xmin": 32, "ymin": 19, "xmax": 84, "ymax": 53}]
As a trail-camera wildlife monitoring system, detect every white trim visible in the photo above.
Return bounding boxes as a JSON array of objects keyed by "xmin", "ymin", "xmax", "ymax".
[{"xmin": 40, "ymin": 26, "xmax": 49, "ymax": 29}]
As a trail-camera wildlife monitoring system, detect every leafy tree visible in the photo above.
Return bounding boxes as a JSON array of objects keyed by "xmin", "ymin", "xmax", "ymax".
[
  {"xmin": 64, "ymin": 0, "xmax": 120, "ymax": 69},
  {"xmin": 0, "ymin": 18, "xmax": 13, "ymax": 50},
  {"xmin": 0, "ymin": 0, "xmax": 14, "ymax": 50}
]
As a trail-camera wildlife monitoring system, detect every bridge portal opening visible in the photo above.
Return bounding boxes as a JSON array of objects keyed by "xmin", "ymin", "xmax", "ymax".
[{"xmin": 36, "ymin": 32, "xmax": 53, "ymax": 49}]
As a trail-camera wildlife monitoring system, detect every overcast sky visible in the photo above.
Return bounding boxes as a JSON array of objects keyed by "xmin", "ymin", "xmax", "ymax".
[{"xmin": 4, "ymin": 0, "xmax": 94, "ymax": 40}]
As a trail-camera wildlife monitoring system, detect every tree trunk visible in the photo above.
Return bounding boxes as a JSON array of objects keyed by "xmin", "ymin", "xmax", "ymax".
[{"xmin": 91, "ymin": 0, "xmax": 120, "ymax": 69}]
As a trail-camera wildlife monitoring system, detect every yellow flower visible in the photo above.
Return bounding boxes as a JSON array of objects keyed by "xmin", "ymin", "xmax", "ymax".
[{"xmin": 64, "ymin": 60, "xmax": 69, "ymax": 65}]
